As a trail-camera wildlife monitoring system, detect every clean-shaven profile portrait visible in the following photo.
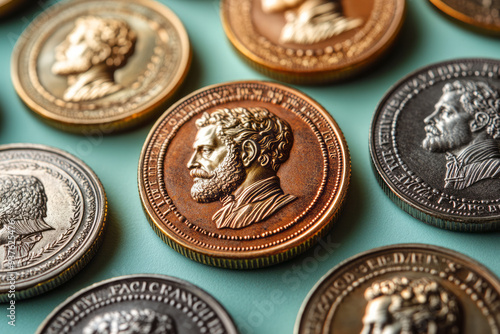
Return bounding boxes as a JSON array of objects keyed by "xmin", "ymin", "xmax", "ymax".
[
  {"xmin": 261, "ymin": 0, "xmax": 363, "ymax": 44},
  {"xmin": 83, "ymin": 309, "xmax": 177, "ymax": 334},
  {"xmin": 52, "ymin": 16, "xmax": 136, "ymax": 102},
  {"xmin": 422, "ymin": 80, "xmax": 500, "ymax": 190},
  {"xmin": 0, "ymin": 175, "xmax": 53, "ymax": 262},
  {"xmin": 360, "ymin": 277, "xmax": 461, "ymax": 334},
  {"xmin": 187, "ymin": 107, "xmax": 297, "ymax": 229}
]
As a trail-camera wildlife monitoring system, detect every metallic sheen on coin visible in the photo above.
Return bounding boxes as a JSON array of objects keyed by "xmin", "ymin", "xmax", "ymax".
[
  {"xmin": 11, "ymin": 0, "xmax": 191, "ymax": 133},
  {"xmin": 0, "ymin": 144, "xmax": 106, "ymax": 302},
  {"xmin": 0, "ymin": 0, "xmax": 26, "ymax": 17},
  {"xmin": 221, "ymin": 0, "xmax": 406, "ymax": 84},
  {"xmin": 295, "ymin": 244, "xmax": 500, "ymax": 334},
  {"xmin": 139, "ymin": 81, "xmax": 350, "ymax": 268},
  {"xmin": 430, "ymin": 0, "xmax": 500, "ymax": 34},
  {"xmin": 36, "ymin": 274, "xmax": 239, "ymax": 334},
  {"xmin": 370, "ymin": 58, "xmax": 500, "ymax": 231}
]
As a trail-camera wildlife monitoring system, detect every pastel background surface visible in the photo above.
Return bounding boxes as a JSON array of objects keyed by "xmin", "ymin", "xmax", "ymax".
[{"xmin": 0, "ymin": 0, "xmax": 498, "ymax": 333}]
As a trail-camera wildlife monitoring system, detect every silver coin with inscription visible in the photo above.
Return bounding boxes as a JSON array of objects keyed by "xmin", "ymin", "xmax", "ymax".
[
  {"xmin": 0, "ymin": 144, "xmax": 106, "ymax": 302},
  {"xmin": 370, "ymin": 58, "xmax": 500, "ymax": 231},
  {"xmin": 36, "ymin": 274, "xmax": 239, "ymax": 334},
  {"xmin": 295, "ymin": 244, "xmax": 500, "ymax": 334}
]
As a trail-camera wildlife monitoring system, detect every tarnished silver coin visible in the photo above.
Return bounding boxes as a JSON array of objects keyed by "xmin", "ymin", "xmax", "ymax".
[
  {"xmin": 36, "ymin": 274, "xmax": 239, "ymax": 334},
  {"xmin": 370, "ymin": 58, "xmax": 500, "ymax": 231},
  {"xmin": 0, "ymin": 144, "xmax": 106, "ymax": 302},
  {"xmin": 295, "ymin": 244, "xmax": 500, "ymax": 334}
]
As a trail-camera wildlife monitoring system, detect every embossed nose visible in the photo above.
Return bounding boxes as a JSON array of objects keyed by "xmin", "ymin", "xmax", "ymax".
[{"xmin": 187, "ymin": 152, "xmax": 199, "ymax": 169}]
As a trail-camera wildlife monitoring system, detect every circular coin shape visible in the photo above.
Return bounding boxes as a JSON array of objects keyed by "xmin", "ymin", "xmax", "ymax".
[
  {"xmin": 370, "ymin": 58, "xmax": 500, "ymax": 232},
  {"xmin": 36, "ymin": 274, "xmax": 239, "ymax": 334},
  {"xmin": 139, "ymin": 81, "xmax": 350, "ymax": 269},
  {"xmin": 221, "ymin": 0, "xmax": 406, "ymax": 84},
  {"xmin": 0, "ymin": 144, "xmax": 107, "ymax": 302},
  {"xmin": 295, "ymin": 244, "xmax": 500, "ymax": 334},
  {"xmin": 11, "ymin": 0, "xmax": 191, "ymax": 133},
  {"xmin": 429, "ymin": 0, "xmax": 500, "ymax": 34}
]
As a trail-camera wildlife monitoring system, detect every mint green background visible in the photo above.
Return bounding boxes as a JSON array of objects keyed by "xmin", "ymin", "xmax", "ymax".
[{"xmin": 0, "ymin": 1, "xmax": 499, "ymax": 333}]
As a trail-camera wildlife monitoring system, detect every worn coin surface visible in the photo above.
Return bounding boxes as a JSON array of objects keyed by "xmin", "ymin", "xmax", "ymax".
[
  {"xmin": 221, "ymin": 0, "xmax": 406, "ymax": 84},
  {"xmin": 0, "ymin": 144, "xmax": 106, "ymax": 302},
  {"xmin": 139, "ymin": 80, "xmax": 350, "ymax": 268},
  {"xmin": 370, "ymin": 58, "xmax": 500, "ymax": 232},
  {"xmin": 11, "ymin": 0, "xmax": 191, "ymax": 133},
  {"xmin": 36, "ymin": 274, "xmax": 239, "ymax": 334},
  {"xmin": 295, "ymin": 244, "xmax": 500, "ymax": 334},
  {"xmin": 430, "ymin": 0, "xmax": 500, "ymax": 34}
]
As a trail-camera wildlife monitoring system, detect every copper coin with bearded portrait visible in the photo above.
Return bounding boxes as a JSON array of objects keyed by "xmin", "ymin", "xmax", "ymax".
[
  {"xmin": 221, "ymin": 0, "xmax": 406, "ymax": 84},
  {"xmin": 138, "ymin": 81, "xmax": 350, "ymax": 269},
  {"xmin": 370, "ymin": 58, "xmax": 500, "ymax": 232},
  {"xmin": 295, "ymin": 244, "xmax": 500, "ymax": 334},
  {"xmin": 11, "ymin": 0, "xmax": 191, "ymax": 133}
]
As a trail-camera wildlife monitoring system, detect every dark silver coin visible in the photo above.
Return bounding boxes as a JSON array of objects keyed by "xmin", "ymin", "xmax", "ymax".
[
  {"xmin": 36, "ymin": 274, "xmax": 239, "ymax": 334},
  {"xmin": 370, "ymin": 58, "xmax": 500, "ymax": 231},
  {"xmin": 0, "ymin": 144, "xmax": 107, "ymax": 301},
  {"xmin": 295, "ymin": 244, "xmax": 500, "ymax": 334}
]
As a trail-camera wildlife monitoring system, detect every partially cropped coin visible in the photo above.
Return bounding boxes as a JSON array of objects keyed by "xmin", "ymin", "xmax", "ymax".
[
  {"xmin": 295, "ymin": 244, "xmax": 500, "ymax": 334},
  {"xmin": 0, "ymin": 144, "xmax": 106, "ymax": 301},
  {"xmin": 36, "ymin": 274, "xmax": 238, "ymax": 334},
  {"xmin": 11, "ymin": 0, "xmax": 191, "ymax": 133},
  {"xmin": 430, "ymin": 0, "xmax": 500, "ymax": 34},
  {"xmin": 139, "ymin": 80, "xmax": 350, "ymax": 268},
  {"xmin": 370, "ymin": 58, "xmax": 500, "ymax": 231},
  {"xmin": 221, "ymin": 0, "xmax": 406, "ymax": 84},
  {"xmin": 0, "ymin": 0, "xmax": 26, "ymax": 17}
]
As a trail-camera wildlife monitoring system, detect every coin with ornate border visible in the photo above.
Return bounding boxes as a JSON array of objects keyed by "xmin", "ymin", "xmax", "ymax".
[
  {"xmin": 429, "ymin": 0, "xmax": 500, "ymax": 34},
  {"xmin": 295, "ymin": 244, "xmax": 500, "ymax": 334},
  {"xmin": 138, "ymin": 80, "xmax": 350, "ymax": 269},
  {"xmin": 36, "ymin": 274, "xmax": 239, "ymax": 334},
  {"xmin": 11, "ymin": 0, "xmax": 191, "ymax": 133},
  {"xmin": 0, "ymin": 144, "xmax": 107, "ymax": 302},
  {"xmin": 370, "ymin": 58, "xmax": 500, "ymax": 232},
  {"xmin": 220, "ymin": 0, "xmax": 406, "ymax": 84}
]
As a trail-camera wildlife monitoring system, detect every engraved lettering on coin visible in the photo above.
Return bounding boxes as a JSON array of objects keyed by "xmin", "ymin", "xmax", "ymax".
[
  {"xmin": 361, "ymin": 277, "xmax": 461, "ymax": 334},
  {"xmin": 83, "ymin": 309, "xmax": 177, "ymax": 334},
  {"xmin": 422, "ymin": 80, "xmax": 500, "ymax": 190},
  {"xmin": 52, "ymin": 16, "xmax": 137, "ymax": 102},
  {"xmin": 261, "ymin": 0, "xmax": 363, "ymax": 44},
  {"xmin": 187, "ymin": 107, "xmax": 297, "ymax": 229},
  {"xmin": 0, "ymin": 175, "xmax": 54, "ymax": 262}
]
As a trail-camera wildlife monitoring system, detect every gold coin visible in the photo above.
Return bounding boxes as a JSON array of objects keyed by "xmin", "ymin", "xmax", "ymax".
[
  {"xmin": 11, "ymin": 0, "xmax": 191, "ymax": 133},
  {"xmin": 221, "ymin": 0, "xmax": 406, "ymax": 84}
]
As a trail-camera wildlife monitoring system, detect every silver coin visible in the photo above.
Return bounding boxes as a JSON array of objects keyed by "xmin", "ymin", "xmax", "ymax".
[
  {"xmin": 370, "ymin": 58, "xmax": 500, "ymax": 231},
  {"xmin": 295, "ymin": 244, "xmax": 500, "ymax": 334},
  {"xmin": 0, "ymin": 143, "xmax": 107, "ymax": 301},
  {"xmin": 36, "ymin": 274, "xmax": 239, "ymax": 334}
]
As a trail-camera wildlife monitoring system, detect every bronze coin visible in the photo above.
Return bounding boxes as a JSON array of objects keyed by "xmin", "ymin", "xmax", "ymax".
[
  {"xmin": 11, "ymin": 0, "xmax": 191, "ymax": 133},
  {"xmin": 430, "ymin": 0, "xmax": 500, "ymax": 34},
  {"xmin": 220, "ymin": 0, "xmax": 406, "ymax": 84},
  {"xmin": 138, "ymin": 81, "xmax": 350, "ymax": 269},
  {"xmin": 295, "ymin": 244, "xmax": 500, "ymax": 334},
  {"xmin": 0, "ymin": 144, "xmax": 107, "ymax": 302}
]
